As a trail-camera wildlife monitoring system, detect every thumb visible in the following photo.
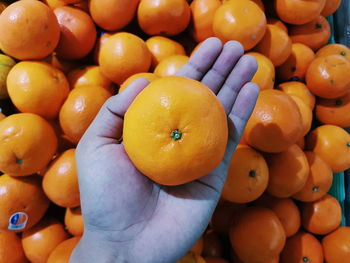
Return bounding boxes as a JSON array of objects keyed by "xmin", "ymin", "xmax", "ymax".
[{"xmin": 80, "ymin": 78, "xmax": 150, "ymax": 146}]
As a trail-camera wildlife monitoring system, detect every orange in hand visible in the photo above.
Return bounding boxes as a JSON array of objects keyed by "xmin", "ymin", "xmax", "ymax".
[
  {"xmin": 154, "ymin": 55, "xmax": 189, "ymax": 77},
  {"xmin": 22, "ymin": 217, "xmax": 69, "ymax": 263},
  {"xmin": 0, "ymin": 174, "xmax": 50, "ymax": 232},
  {"xmin": 0, "ymin": 0, "xmax": 60, "ymax": 60},
  {"xmin": 123, "ymin": 76, "xmax": 228, "ymax": 185},
  {"xmin": 244, "ymin": 89, "xmax": 302, "ymax": 153},
  {"xmin": 7, "ymin": 61, "xmax": 70, "ymax": 119},
  {"xmin": 99, "ymin": 32, "xmax": 152, "ymax": 85},
  {"xmin": 0, "ymin": 113, "xmax": 57, "ymax": 176},
  {"xmin": 222, "ymin": 144, "xmax": 269, "ymax": 203},
  {"xmin": 43, "ymin": 148, "xmax": 80, "ymax": 208},
  {"xmin": 213, "ymin": 0, "xmax": 266, "ymax": 50},
  {"xmin": 119, "ymin": 73, "xmax": 158, "ymax": 93}
]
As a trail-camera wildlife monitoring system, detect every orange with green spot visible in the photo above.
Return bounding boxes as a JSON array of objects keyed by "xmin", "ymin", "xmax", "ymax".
[{"xmin": 123, "ymin": 76, "xmax": 228, "ymax": 185}]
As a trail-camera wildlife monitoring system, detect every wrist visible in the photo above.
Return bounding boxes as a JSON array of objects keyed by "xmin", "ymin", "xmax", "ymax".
[{"xmin": 69, "ymin": 230, "xmax": 130, "ymax": 263}]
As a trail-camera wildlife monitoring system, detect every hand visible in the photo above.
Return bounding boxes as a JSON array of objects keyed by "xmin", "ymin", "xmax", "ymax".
[{"xmin": 70, "ymin": 37, "xmax": 259, "ymax": 263}]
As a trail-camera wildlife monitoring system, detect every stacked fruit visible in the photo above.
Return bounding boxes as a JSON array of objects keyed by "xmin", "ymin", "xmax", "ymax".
[{"xmin": 0, "ymin": 0, "xmax": 349, "ymax": 262}]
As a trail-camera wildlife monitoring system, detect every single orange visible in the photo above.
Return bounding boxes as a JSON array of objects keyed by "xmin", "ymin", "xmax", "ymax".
[
  {"xmin": 267, "ymin": 18, "xmax": 288, "ymax": 33},
  {"xmin": 0, "ymin": 174, "xmax": 50, "ymax": 231},
  {"xmin": 315, "ymin": 92, "xmax": 350, "ymax": 128},
  {"xmin": 265, "ymin": 144, "xmax": 309, "ymax": 198},
  {"xmin": 47, "ymin": 236, "xmax": 80, "ymax": 263},
  {"xmin": 247, "ymin": 52, "xmax": 275, "ymax": 90},
  {"xmin": 89, "ymin": 0, "xmax": 139, "ymax": 31},
  {"xmin": 190, "ymin": 237, "xmax": 204, "ymax": 255},
  {"xmin": 222, "ymin": 144, "xmax": 269, "ymax": 203},
  {"xmin": 277, "ymin": 81, "xmax": 316, "ymax": 110},
  {"xmin": 301, "ymin": 194, "xmax": 342, "ymax": 235},
  {"xmin": 59, "ymin": 85, "xmax": 112, "ymax": 145},
  {"xmin": 43, "ymin": 148, "xmax": 80, "ymax": 208},
  {"xmin": 0, "ymin": 0, "xmax": 60, "ymax": 60},
  {"xmin": 277, "ymin": 43, "xmax": 315, "ymax": 82},
  {"xmin": 99, "ymin": 32, "xmax": 152, "ymax": 85},
  {"xmin": 146, "ymin": 36, "xmax": 186, "ymax": 68},
  {"xmin": 323, "ymin": 227, "xmax": 350, "ymax": 263},
  {"xmin": 0, "ymin": 229, "xmax": 28, "ymax": 263},
  {"xmin": 293, "ymin": 151, "xmax": 333, "ymax": 202},
  {"xmin": 137, "ymin": 0, "xmax": 191, "ymax": 36},
  {"xmin": 7, "ymin": 61, "xmax": 70, "ymax": 119},
  {"xmin": 230, "ymin": 207, "xmax": 286, "ymax": 263},
  {"xmin": 190, "ymin": 0, "xmax": 222, "ymax": 43},
  {"xmin": 93, "ymin": 32, "xmax": 112, "ymax": 65},
  {"xmin": 290, "ymin": 96, "xmax": 313, "ymax": 137},
  {"xmin": 280, "ymin": 232, "xmax": 324, "ymax": 263},
  {"xmin": 154, "ymin": 55, "xmax": 189, "ymax": 77},
  {"xmin": 22, "ymin": 217, "xmax": 69, "ymax": 263},
  {"xmin": 306, "ymin": 125, "xmax": 350, "ymax": 173},
  {"xmin": 123, "ymin": 76, "xmax": 228, "ymax": 185},
  {"xmin": 275, "ymin": 0, "xmax": 326, "ymax": 25},
  {"xmin": 65, "ymin": 206, "xmax": 84, "ymax": 236},
  {"xmin": 67, "ymin": 65, "xmax": 114, "ymax": 92},
  {"xmin": 54, "ymin": 6, "xmax": 97, "ymax": 59},
  {"xmin": 289, "ymin": 15, "xmax": 331, "ymax": 51},
  {"xmin": 119, "ymin": 73, "xmax": 158, "ymax": 93},
  {"xmin": 244, "ymin": 89, "xmax": 303, "ymax": 153},
  {"xmin": 306, "ymin": 55, "xmax": 350, "ymax": 99},
  {"xmin": 316, "ymin": 43, "xmax": 350, "ymax": 61},
  {"xmin": 321, "ymin": 0, "xmax": 342, "ymax": 17},
  {"xmin": 254, "ymin": 195, "xmax": 301, "ymax": 237},
  {"xmin": 254, "ymin": 24, "xmax": 292, "ymax": 66},
  {"xmin": 0, "ymin": 113, "xmax": 57, "ymax": 176},
  {"xmin": 212, "ymin": 0, "xmax": 266, "ymax": 50}
]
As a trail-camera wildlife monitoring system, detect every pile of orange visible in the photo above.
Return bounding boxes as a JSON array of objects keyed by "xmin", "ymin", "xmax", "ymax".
[{"xmin": 0, "ymin": 0, "xmax": 349, "ymax": 262}]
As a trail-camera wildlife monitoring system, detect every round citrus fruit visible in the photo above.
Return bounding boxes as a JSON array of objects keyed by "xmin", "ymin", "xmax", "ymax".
[
  {"xmin": 0, "ymin": 0, "xmax": 60, "ymax": 60},
  {"xmin": 65, "ymin": 206, "xmax": 84, "ymax": 236},
  {"xmin": 321, "ymin": 0, "xmax": 342, "ymax": 17},
  {"xmin": 290, "ymin": 96, "xmax": 313, "ymax": 137},
  {"xmin": 247, "ymin": 52, "xmax": 275, "ymax": 90},
  {"xmin": 123, "ymin": 76, "xmax": 228, "ymax": 185},
  {"xmin": 119, "ymin": 73, "xmax": 158, "ymax": 93},
  {"xmin": 323, "ymin": 227, "xmax": 350, "ymax": 263},
  {"xmin": 154, "ymin": 55, "xmax": 189, "ymax": 77},
  {"xmin": 0, "ymin": 113, "xmax": 57, "ymax": 176},
  {"xmin": 316, "ymin": 43, "xmax": 350, "ymax": 61},
  {"xmin": 47, "ymin": 236, "xmax": 80, "ymax": 263},
  {"xmin": 0, "ymin": 229, "xmax": 28, "ymax": 263},
  {"xmin": 7, "ymin": 61, "xmax": 70, "ymax": 119}
]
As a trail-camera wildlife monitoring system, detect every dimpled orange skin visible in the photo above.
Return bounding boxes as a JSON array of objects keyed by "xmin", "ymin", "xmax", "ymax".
[
  {"xmin": 306, "ymin": 55, "xmax": 350, "ymax": 99},
  {"xmin": 247, "ymin": 52, "xmax": 275, "ymax": 90},
  {"xmin": 244, "ymin": 89, "xmax": 302, "ymax": 153},
  {"xmin": 306, "ymin": 125, "xmax": 350, "ymax": 173},
  {"xmin": 146, "ymin": 36, "xmax": 186, "ymax": 68},
  {"xmin": 22, "ymin": 218, "xmax": 70, "ymax": 263},
  {"xmin": 119, "ymin": 72, "xmax": 158, "ymax": 93},
  {"xmin": 123, "ymin": 76, "xmax": 228, "ymax": 186},
  {"xmin": 316, "ymin": 92, "xmax": 350, "ymax": 128},
  {"xmin": 43, "ymin": 148, "xmax": 80, "ymax": 208},
  {"xmin": 137, "ymin": 0, "xmax": 191, "ymax": 36},
  {"xmin": 0, "ymin": 174, "xmax": 50, "ymax": 232},
  {"xmin": 0, "ymin": 0, "xmax": 60, "ymax": 60},
  {"xmin": 0, "ymin": 113, "xmax": 58, "ymax": 176},
  {"xmin": 254, "ymin": 24, "xmax": 292, "ymax": 67},
  {"xmin": 99, "ymin": 32, "xmax": 152, "ymax": 85},
  {"xmin": 275, "ymin": 0, "xmax": 326, "ymax": 25},
  {"xmin": 213, "ymin": 0, "xmax": 266, "ymax": 51},
  {"xmin": 7, "ymin": 61, "xmax": 70, "ymax": 119},
  {"xmin": 59, "ymin": 86, "xmax": 112, "ymax": 145}
]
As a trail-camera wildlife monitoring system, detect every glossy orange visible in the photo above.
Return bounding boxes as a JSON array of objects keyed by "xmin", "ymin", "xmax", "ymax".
[
  {"xmin": 278, "ymin": 81, "xmax": 316, "ymax": 110},
  {"xmin": 323, "ymin": 227, "xmax": 350, "ymax": 263},
  {"xmin": 267, "ymin": 18, "xmax": 288, "ymax": 33},
  {"xmin": 213, "ymin": 0, "xmax": 266, "ymax": 50},
  {"xmin": 0, "ymin": 113, "xmax": 57, "ymax": 176},
  {"xmin": 0, "ymin": 0, "xmax": 60, "ymax": 60},
  {"xmin": 137, "ymin": 0, "xmax": 191, "ymax": 36},
  {"xmin": 154, "ymin": 55, "xmax": 189, "ymax": 77}
]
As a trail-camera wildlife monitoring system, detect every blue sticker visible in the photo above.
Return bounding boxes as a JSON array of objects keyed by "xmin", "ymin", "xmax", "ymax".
[{"xmin": 8, "ymin": 212, "xmax": 28, "ymax": 231}]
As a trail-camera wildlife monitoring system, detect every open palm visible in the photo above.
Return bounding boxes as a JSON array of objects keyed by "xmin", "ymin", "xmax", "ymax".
[{"xmin": 71, "ymin": 37, "xmax": 259, "ymax": 263}]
